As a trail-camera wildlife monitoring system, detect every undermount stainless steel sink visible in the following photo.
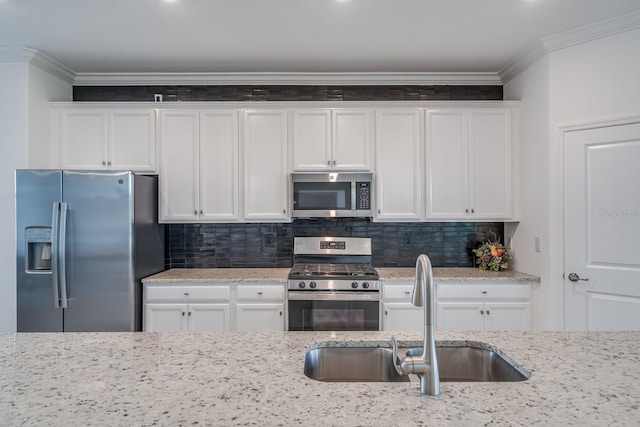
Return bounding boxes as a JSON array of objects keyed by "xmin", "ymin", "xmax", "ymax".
[{"xmin": 304, "ymin": 341, "xmax": 530, "ymax": 383}]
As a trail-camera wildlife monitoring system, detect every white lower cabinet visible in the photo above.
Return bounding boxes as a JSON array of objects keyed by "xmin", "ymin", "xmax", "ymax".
[
  {"xmin": 381, "ymin": 282, "xmax": 423, "ymax": 331},
  {"xmin": 143, "ymin": 284, "xmax": 231, "ymax": 332},
  {"xmin": 143, "ymin": 282, "xmax": 285, "ymax": 332},
  {"xmin": 436, "ymin": 282, "xmax": 531, "ymax": 331},
  {"xmin": 235, "ymin": 284, "xmax": 286, "ymax": 331}
]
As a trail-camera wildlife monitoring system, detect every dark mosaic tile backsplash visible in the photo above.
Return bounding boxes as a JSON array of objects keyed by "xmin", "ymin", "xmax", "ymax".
[
  {"xmin": 73, "ymin": 84, "xmax": 502, "ymax": 102},
  {"xmin": 164, "ymin": 220, "xmax": 504, "ymax": 269}
]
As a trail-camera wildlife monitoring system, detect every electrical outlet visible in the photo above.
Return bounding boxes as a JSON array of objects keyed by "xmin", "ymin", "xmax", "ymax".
[{"xmin": 535, "ymin": 236, "xmax": 542, "ymax": 253}]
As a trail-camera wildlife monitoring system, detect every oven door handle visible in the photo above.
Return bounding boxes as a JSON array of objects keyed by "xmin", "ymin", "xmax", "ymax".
[{"xmin": 287, "ymin": 291, "xmax": 379, "ymax": 302}]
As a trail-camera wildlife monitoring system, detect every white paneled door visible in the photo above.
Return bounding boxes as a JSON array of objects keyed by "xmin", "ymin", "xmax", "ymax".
[{"xmin": 563, "ymin": 120, "xmax": 640, "ymax": 330}]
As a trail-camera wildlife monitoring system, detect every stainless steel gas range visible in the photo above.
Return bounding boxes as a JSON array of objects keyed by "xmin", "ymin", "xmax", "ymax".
[{"xmin": 287, "ymin": 237, "xmax": 380, "ymax": 331}]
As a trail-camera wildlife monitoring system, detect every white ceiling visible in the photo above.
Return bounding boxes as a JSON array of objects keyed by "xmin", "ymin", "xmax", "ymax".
[{"xmin": 2, "ymin": 0, "xmax": 640, "ymax": 77}]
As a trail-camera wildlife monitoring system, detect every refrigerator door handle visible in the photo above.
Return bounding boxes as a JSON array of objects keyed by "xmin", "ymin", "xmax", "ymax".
[
  {"xmin": 51, "ymin": 203, "xmax": 61, "ymax": 308},
  {"xmin": 59, "ymin": 202, "xmax": 69, "ymax": 308}
]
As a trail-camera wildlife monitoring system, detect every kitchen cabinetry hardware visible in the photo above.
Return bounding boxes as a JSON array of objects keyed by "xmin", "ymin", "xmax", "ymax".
[
  {"xmin": 568, "ymin": 273, "xmax": 590, "ymax": 282},
  {"xmin": 184, "ymin": 292, "xmax": 189, "ymax": 296},
  {"xmin": 258, "ymin": 291, "xmax": 263, "ymax": 295},
  {"xmin": 482, "ymin": 290, "xmax": 487, "ymax": 294}
]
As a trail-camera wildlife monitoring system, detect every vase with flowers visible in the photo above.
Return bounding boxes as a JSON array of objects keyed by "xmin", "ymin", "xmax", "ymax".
[{"xmin": 473, "ymin": 237, "xmax": 511, "ymax": 271}]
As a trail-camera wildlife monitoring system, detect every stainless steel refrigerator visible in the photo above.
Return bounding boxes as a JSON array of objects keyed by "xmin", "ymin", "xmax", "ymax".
[{"xmin": 16, "ymin": 170, "xmax": 164, "ymax": 332}]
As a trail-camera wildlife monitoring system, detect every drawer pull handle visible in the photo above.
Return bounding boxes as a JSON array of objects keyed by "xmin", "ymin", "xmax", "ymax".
[
  {"xmin": 482, "ymin": 291, "xmax": 487, "ymax": 294},
  {"xmin": 279, "ymin": 311, "xmax": 283, "ymax": 316},
  {"xmin": 404, "ymin": 291, "xmax": 410, "ymax": 295},
  {"xmin": 258, "ymin": 291, "xmax": 263, "ymax": 296},
  {"xmin": 385, "ymin": 310, "xmax": 388, "ymax": 315},
  {"xmin": 184, "ymin": 292, "xmax": 190, "ymax": 296}
]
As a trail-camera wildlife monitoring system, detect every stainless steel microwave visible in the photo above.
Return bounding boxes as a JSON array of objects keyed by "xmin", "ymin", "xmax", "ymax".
[{"xmin": 291, "ymin": 172, "xmax": 373, "ymax": 218}]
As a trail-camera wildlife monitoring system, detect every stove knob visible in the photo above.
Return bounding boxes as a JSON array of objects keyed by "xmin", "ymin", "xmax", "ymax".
[
  {"xmin": 351, "ymin": 281, "xmax": 359, "ymax": 289},
  {"xmin": 298, "ymin": 281, "xmax": 306, "ymax": 289},
  {"xmin": 362, "ymin": 282, "xmax": 370, "ymax": 289},
  {"xmin": 309, "ymin": 281, "xmax": 317, "ymax": 289}
]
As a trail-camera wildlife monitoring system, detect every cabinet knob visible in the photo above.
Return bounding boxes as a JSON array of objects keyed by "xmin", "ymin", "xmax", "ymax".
[
  {"xmin": 194, "ymin": 210, "xmax": 198, "ymax": 215},
  {"xmin": 327, "ymin": 160, "xmax": 331, "ymax": 166},
  {"xmin": 486, "ymin": 310, "xmax": 490, "ymax": 315},
  {"xmin": 480, "ymin": 310, "xmax": 484, "ymax": 315},
  {"xmin": 107, "ymin": 161, "xmax": 112, "ymax": 166},
  {"xmin": 471, "ymin": 208, "xmax": 475, "ymax": 214},
  {"xmin": 385, "ymin": 310, "xmax": 388, "ymax": 315},
  {"xmin": 199, "ymin": 210, "xmax": 203, "ymax": 215},
  {"xmin": 258, "ymin": 291, "xmax": 263, "ymax": 296},
  {"xmin": 283, "ymin": 209, "xmax": 286, "ymax": 214},
  {"xmin": 465, "ymin": 208, "xmax": 469, "ymax": 214},
  {"xmin": 101, "ymin": 160, "xmax": 107, "ymax": 166},
  {"xmin": 333, "ymin": 160, "xmax": 336, "ymax": 166},
  {"xmin": 378, "ymin": 209, "xmax": 381, "ymax": 214},
  {"xmin": 182, "ymin": 311, "xmax": 186, "ymax": 316},
  {"xmin": 482, "ymin": 290, "xmax": 487, "ymax": 295},
  {"xmin": 279, "ymin": 311, "xmax": 283, "ymax": 316},
  {"xmin": 184, "ymin": 292, "xmax": 189, "ymax": 296}
]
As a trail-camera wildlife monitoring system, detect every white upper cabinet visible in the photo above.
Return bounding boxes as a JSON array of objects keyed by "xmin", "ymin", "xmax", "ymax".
[
  {"xmin": 374, "ymin": 109, "xmax": 424, "ymax": 221},
  {"xmin": 199, "ymin": 110, "xmax": 240, "ymax": 221},
  {"xmin": 159, "ymin": 109, "xmax": 240, "ymax": 223},
  {"xmin": 243, "ymin": 109, "xmax": 290, "ymax": 221},
  {"xmin": 158, "ymin": 110, "xmax": 200, "ymax": 222},
  {"xmin": 57, "ymin": 107, "xmax": 156, "ymax": 172},
  {"xmin": 425, "ymin": 108, "xmax": 514, "ymax": 220},
  {"xmin": 291, "ymin": 109, "xmax": 373, "ymax": 171}
]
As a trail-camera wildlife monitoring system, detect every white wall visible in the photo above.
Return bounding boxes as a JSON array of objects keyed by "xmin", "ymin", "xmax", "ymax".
[
  {"xmin": 504, "ymin": 56, "xmax": 560, "ymax": 330},
  {"xmin": 0, "ymin": 62, "xmax": 30, "ymax": 332},
  {"xmin": 0, "ymin": 58, "xmax": 72, "ymax": 332},
  {"xmin": 504, "ymin": 27, "xmax": 640, "ymax": 330}
]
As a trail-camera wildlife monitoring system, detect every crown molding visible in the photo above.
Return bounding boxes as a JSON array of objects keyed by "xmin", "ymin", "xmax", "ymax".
[
  {"xmin": 72, "ymin": 71, "xmax": 502, "ymax": 86},
  {"xmin": 0, "ymin": 47, "xmax": 76, "ymax": 84},
  {"xmin": 499, "ymin": 10, "xmax": 640, "ymax": 84}
]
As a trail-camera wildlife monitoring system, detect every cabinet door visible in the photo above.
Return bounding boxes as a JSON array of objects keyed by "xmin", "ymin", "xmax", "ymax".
[
  {"xmin": 199, "ymin": 110, "xmax": 240, "ymax": 221},
  {"xmin": 158, "ymin": 110, "xmax": 199, "ymax": 222},
  {"xmin": 60, "ymin": 109, "xmax": 108, "ymax": 169},
  {"xmin": 375, "ymin": 109, "xmax": 423, "ymax": 221},
  {"xmin": 468, "ymin": 109, "xmax": 512, "ymax": 219},
  {"xmin": 483, "ymin": 302, "xmax": 531, "ymax": 331},
  {"xmin": 290, "ymin": 110, "xmax": 332, "ymax": 171},
  {"xmin": 425, "ymin": 109, "xmax": 468, "ymax": 219},
  {"xmin": 436, "ymin": 301, "xmax": 484, "ymax": 331},
  {"xmin": 382, "ymin": 303, "xmax": 423, "ymax": 331},
  {"xmin": 109, "ymin": 109, "xmax": 156, "ymax": 172},
  {"xmin": 188, "ymin": 303, "xmax": 231, "ymax": 331},
  {"xmin": 243, "ymin": 109, "xmax": 289, "ymax": 221},
  {"xmin": 331, "ymin": 109, "xmax": 372, "ymax": 171},
  {"xmin": 235, "ymin": 303, "xmax": 285, "ymax": 331},
  {"xmin": 144, "ymin": 303, "xmax": 188, "ymax": 332}
]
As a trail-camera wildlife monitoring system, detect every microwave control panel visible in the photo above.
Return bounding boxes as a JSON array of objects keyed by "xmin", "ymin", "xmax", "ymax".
[{"xmin": 356, "ymin": 182, "xmax": 371, "ymax": 210}]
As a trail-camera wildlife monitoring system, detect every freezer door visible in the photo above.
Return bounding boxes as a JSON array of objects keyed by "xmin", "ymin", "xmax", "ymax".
[
  {"xmin": 62, "ymin": 170, "xmax": 136, "ymax": 331},
  {"xmin": 16, "ymin": 170, "xmax": 64, "ymax": 332}
]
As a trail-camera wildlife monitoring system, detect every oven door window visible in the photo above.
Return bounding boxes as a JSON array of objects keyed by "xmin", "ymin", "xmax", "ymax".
[
  {"xmin": 288, "ymin": 299, "xmax": 379, "ymax": 331},
  {"xmin": 293, "ymin": 182, "xmax": 352, "ymax": 210}
]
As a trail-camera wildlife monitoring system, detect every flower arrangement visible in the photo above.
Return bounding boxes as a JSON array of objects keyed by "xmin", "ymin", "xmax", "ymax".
[{"xmin": 473, "ymin": 238, "xmax": 511, "ymax": 271}]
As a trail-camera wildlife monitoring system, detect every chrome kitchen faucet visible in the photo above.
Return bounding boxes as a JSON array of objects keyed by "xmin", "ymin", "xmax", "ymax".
[{"xmin": 392, "ymin": 254, "xmax": 440, "ymax": 396}]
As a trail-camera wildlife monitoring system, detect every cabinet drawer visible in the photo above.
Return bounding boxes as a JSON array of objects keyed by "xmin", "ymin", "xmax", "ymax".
[
  {"xmin": 437, "ymin": 284, "xmax": 530, "ymax": 300},
  {"xmin": 145, "ymin": 285, "xmax": 231, "ymax": 301},
  {"xmin": 382, "ymin": 284, "xmax": 414, "ymax": 301},
  {"xmin": 236, "ymin": 284, "xmax": 285, "ymax": 301}
]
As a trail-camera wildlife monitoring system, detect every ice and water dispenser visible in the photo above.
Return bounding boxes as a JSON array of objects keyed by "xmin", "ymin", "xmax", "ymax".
[{"xmin": 25, "ymin": 226, "xmax": 52, "ymax": 272}]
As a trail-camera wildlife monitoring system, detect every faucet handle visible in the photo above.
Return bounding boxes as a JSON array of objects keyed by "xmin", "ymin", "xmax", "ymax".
[{"xmin": 390, "ymin": 336, "xmax": 405, "ymax": 376}]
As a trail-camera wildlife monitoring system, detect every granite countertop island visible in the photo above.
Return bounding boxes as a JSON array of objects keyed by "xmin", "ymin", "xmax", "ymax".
[
  {"xmin": 1, "ymin": 330, "xmax": 638, "ymax": 426},
  {"xmin": 143, "ymin": 267, "xmax": 539, "ymax": 283}
]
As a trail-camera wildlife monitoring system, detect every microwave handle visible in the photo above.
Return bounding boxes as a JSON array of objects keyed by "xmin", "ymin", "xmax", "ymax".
[{"xmin": 351, "ymin": 181, "xmax": 357, "ymax": 211}]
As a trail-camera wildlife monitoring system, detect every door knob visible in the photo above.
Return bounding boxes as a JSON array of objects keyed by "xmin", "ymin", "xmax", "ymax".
[{"xmin": 568, "ymin": 273, "xmax": 590, "ymax": 282}]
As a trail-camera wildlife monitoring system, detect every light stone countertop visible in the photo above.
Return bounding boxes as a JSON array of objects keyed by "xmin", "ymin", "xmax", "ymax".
[
  {"xmin": 1, "ymin": 330, "xmax": 638, "ymax": 426},
  {"xmin": 142, "ymin": 267, "xmax": 539, "ymax": 284}
]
